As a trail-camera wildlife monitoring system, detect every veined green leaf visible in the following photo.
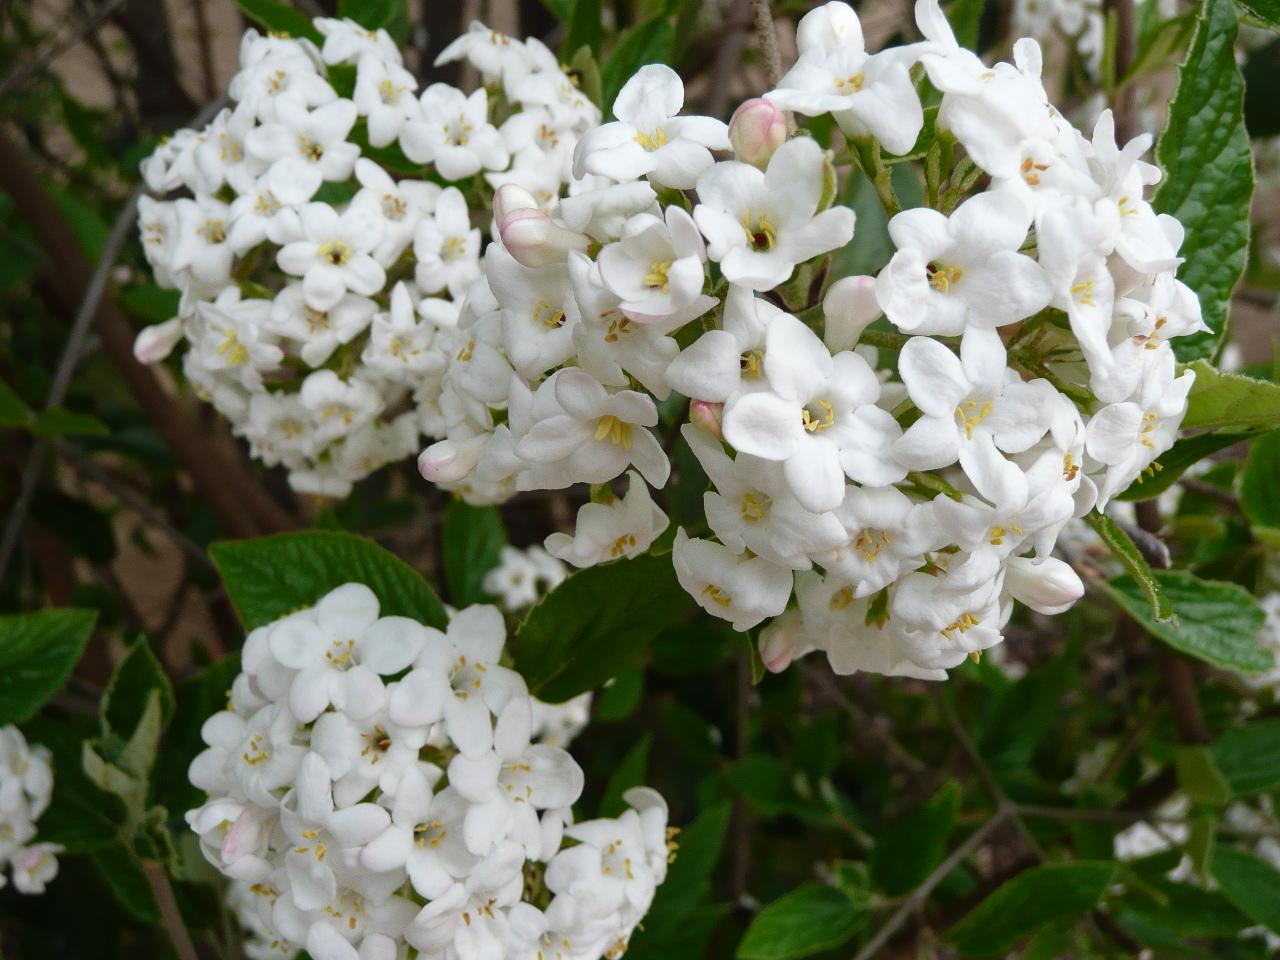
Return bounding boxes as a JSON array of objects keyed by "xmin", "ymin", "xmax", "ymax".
[
  {"xmin": 1151, "ymin": 0, "xmax": 1253, "ymax": 360},
  {"xmin": 0, "ymin": 608, "xmax": 96, "ymax": 725},
  {"xmin": 1182, "ymin": 361, "xmax": 1280, "ymax": 430},
  {"xmin": 1084, "ymin": 513, "xmax": 1173, "ymax": 622},
  {"xmin": 441, "ymin": 500, "xmax": 506, "ymax": 608},
  {"xmin": 737, "ymin": 884, "xmax": 864, "ymax": 960}
]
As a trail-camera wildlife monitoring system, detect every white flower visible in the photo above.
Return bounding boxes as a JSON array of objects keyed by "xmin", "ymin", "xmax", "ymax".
[
  {"xmin": 673, "ymin": 530, "xmax": 792, "ymax": 631},
  {"xmin": 361, "ymin": 769, "xmax": 477, "ymax": 899},
  {"xmin": 815, "ymin": 485, "xmax": 940, "ymax": 597},
  {"xmin": 598, "ymin": 206, "xmax": 709, "ymax": 319},
  {"xmin": 350, "ymin": 159, "xmax": 439, "ymax": 266},
  {"xmin": 514, "ymin": 370, "xmax": 670, "ymax": 490},
  {"xmin": 572, "ymin": 65, "xmax": 728, "ymax": 189},
  {"xmin": 721, "ymin": 311, "xmax": 904, "ymax": 513},
  {"xmin": 414, "ymin": 187, "xmax": 482, "ymax": 297},
  {"xmin": 229, "ymin": 39, "xmax": 336, "ymax": 123},
  {"xmin": 893, "ymin": 328, "xmax": 1058, "ymax": 504},
  {"xmin": 694, "ymin": 137, "xmax": 855, "ymax": 290},
  {"xmin": 299, "ymin": 370, "xmax": 384, "ymax": 445},
  {"xmin": 315, "ymin": 18, "xmax": 401, "ymax": 66},
  {"xmin": 401, "ymin": 84, "xmax": 509, "ymax": 180},
  {"xmin": 191, "ymin": 294, "xmax": 283, "ymax": 390},
  {"xmin": 0, "ymin": 727, "xmax": 60, "ymax": 895},
  {"xmin": 1004, "ymin": 555, "xmax": 1084, "ymax": 615},
  {"xmin": 435, "ymin": 21, "xmax": 526, "ymax": 84},
  {"xmin": 1086, "ymin": 367, "xmax": 1194, "ymax": 507},
  {"xmin": 170, "ymin": 196, "xmax": 235, "ymax": 287},
  {"xmin": 666, "ymin": 285, "xmax": 777, "ymax": 403},
  {"xmin": 766, "ymin": 3, "xmax": 924, "ymax": 155},
  {"xmin": 245, "ymin": 99, "xmax": 360, "ymax": 205},
  {"xmin": 352, "ymin": 53, "xmax": 419, "ymax": 147},
  {"xmin": 277, "ymin": 203, "xmax": 386, "ymax": 311},
  {"xmin": 876, "ymin": 191, "xmax": 1052, "ymax": 336},
  {"xmin": 268, "ymin": 283, "xmax": 378, "ymax": 368},
  {"xmin": 361, "ymin": 284, "xmax": 450, "ymax": 378},
  {"xmin": 544, "ymin": 470, "xmax": 669, "ymax": 567}
]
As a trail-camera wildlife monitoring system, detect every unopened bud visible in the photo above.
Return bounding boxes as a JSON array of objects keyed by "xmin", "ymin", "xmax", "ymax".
[
  {"xmin": 689, "ymin": 400, "xmax": 724, "ymax": 440},
  {"xmin": 133, "ymin": 318, "xmax": 184, "ymax": 364},
  {"xmin": 498, "ymin": 208, "xmax": 589, "ymax": 268},
  {"xmin": 492, "ymin": 183, "xmax": 539, "ymax": 223},
  {"xmin": 417, "ymin": 436, "xmax": 483, "ymax": 484},
  {"xmin": 729, "ymin": 98, "xmax": 789, "ymax": 170},
  {"xmin": 1004, "ymin": 556, "xmax": 1085, "ymax": 615},
  {"xmin": 758, "ymin": 610, "xmax": 814, "ymax": 673},
  {"xmin": 822, "ymin": 275, "xmax": 881, "ymax": 352}
]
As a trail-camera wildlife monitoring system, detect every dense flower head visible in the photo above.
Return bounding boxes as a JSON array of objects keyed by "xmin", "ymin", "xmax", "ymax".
[
  {"xmin": 422, "ymin": 0, "xmax": 1204, "ymax": 682},
  {"xmin": 0, "ymin": 726, "xmax": 62, "ymax": 895},
  {"xmin": 188, "ymin": 582, "xmax": 670, "ymax": 960},
  {"xmin": 134, "ymin": 17, "xmax": 598, "ymax": 498}
]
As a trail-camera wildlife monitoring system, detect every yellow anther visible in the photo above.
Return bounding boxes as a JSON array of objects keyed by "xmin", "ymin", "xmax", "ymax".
[
  {"xmin": 197, "ymin": 218, "xmax": 226, "ymax": 244},
  {"xmin": 926, "ymin": 262, "xmax": 964, "ymax": 293},
  {"xmin": 644, "ymin": 260, "xmax": 672, "ymax": 292},
  {"xmin": 701, "ymin": 584, "xmax": 732, "ymax": 608},
  {"xmin": 830, "ymin": 586, "xmax": 855, "ymax": 609},
  {"xmin": 532, "ymin": 299, "xmax": 566, "ymax": 328},
  {"xmin": 740, "ymin": 349, "xmax": 765, "ymax": 378},
  {"xmin": 318, "ymin": 240, "xmax": 352, "ymax": 266},
  {"xmin": 955, "ymin": 400, "xmax": 993, "ymax": 439},
  {"xmin": 634, "ymin": 128, "xmax": 669, "ymax": 151},
  {"xmin": 740, "ymin": 491, "xmax": 771, "ymax": 522},
  {"xmin": 833, "ymin": 72, "xmax": 865, "ymax": 94},
  {"xmin": 218, "ymin": 331, "xmax": 249, "ymax": 368},
  {"xmin": 610, "ymin": 533, "xmax": 637, "ymax": 557},
  {"xmin": 741, "ymin": 211, "xmax": 777, "ymax": 251},
  {"xmin": 593, "ymin": 415, "xmax": 633, "ymax": 448},
  {"xmin": 802, "ymin": 398, "xmax": 835, "ymax": 433},
  {"xmin": 1070, "ymin": 279, "xmax": 1095, "ymax": 306}
]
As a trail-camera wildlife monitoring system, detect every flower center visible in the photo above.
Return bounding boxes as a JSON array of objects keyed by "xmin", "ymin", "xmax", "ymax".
[
  {"xmin": 319, "ymin": 240, "xmax": 352, "ymax": 266},
  {"xmin": 739, "ymin": 491, "xmax": 771, "ymax": 522},
  {"xmin": 987, "ymin": 523, "xmax": 1022, "ymax": 545},
  {"xmin": 701, "ymin": 584, "xmax": 732, "ymax": 608},
  {"xmin": 940, "ymin": 611, "xmax": 981, "ymax": 642},
  {"xmin": 854, "ymin": 528, "xmax": 891, "ymax": 561},
  {"xmin": 303, "ymin": 307, "xmax": 330, "ymax": 333},
  {"xmin": 610, "ymin": 533, "xmax": 637, "ymax": 557},
  {"xmin": 955, "ymin": 400, "xmax": 992, "ymax": 439},
  {"xmin": 414, "ymin": 820, "xmax": 448, "ymax": 848},
  {"xmin": 593, "ymin": 415, "xmax": 633, "ymax": 447},
  {"xmin": 604, "ymin": 315, "xmax": 633, "ymax": 342},
  {"xmin": 457, "ymin": 339, "xmax": 476, "ymax": 361},
  {"xmin": 740, "ymin": 349, "xmax": 765, "ymax": 378},
  {"xmin": 443, "ymin": 115, "xmax": 473, "ymax": 146},
  {"xmin": 634, "ymin": 127, "xmax": 668, "ymax": 151},
  {"xmin": 833, "ymin": 72, "xmax": 864, "ymax": 94},
  {"xmin": 926, "ymin": 262, "xmax": 963, "ymax": 293},
  {"xmin": 830, "ymin": 586, "xmax": 855, "ymax": 609},
  {"xmin": 218, "ymin": 132, "xmax": 244, "ymax": 163},
  {"xmin": 441, "ymin": 235, "xmax": 467, "ymax": 261},
  {"xmin": 241, "ymin": 733, "xmax": 269, "ymax": 766},
  {"xmin": 1020, "ymin": 155, "xmax": 1050, "ymax": 185},
  {"xmin": 255, "ymin": 191, "xmax": 281, "ymax": 215},
  {"xmin": 741, "ymin": 212, "xmax": 777, "ymax": 252},
  {"xmin": 1063, "ymin": 452, "xmax": 1079, "ymax": 481},
  {"xmin": 450, "ymin": 654, "xmax": 486, "ymax": 699},
  {"xmin": 266, "ymin": 69, "xmax": 288, "ymax": 94},
  {"xmin": 378, "ymin": 78, "xmax": 404, "ymax": 105},
  {"xmin": 1139, "ymin": 410, "xmax": 1158, "ymax": 448},
  {"xmin": 325, "ymin": 638, "xmax": 356, "ymax": 667},
  {"xmin": 644, "ymin": 259, "xmax": 672, "ymax": 292},
  {"xmin": 532, "ymin": 299, "xmax": 566, "ymax": 328},
  {"xmin": 197, "ymin": 218, "xmax": 226, "ymax": 244},
  {"xmin": 298, "ymin": 137, "xmax": 324, "ymax": 163},
  {"xmin": 218, "ymin": 330, "xmax": 248, "ymax": 367},
  {"xmin": 802, "ymin": 399, "xmax": 835, "ymax": 432},
  {"xmin": 381, "ymin": 193, "xmax": 408, "ymax": 220},
  {"xmin": 361, "ymin": 725, "xmax": 393, "ymax": 762}
]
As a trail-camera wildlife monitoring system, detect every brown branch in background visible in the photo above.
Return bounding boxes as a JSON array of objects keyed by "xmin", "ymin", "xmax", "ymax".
[
  {"xmin": 708, "ymin": 0, "xmax": 751, "ymax": 119},
  {"xmin": 1104, "ymin": 0, "xmax": 1137, "ymax": 143},
  {"xmin": 749, "ymin": 0, "xmax": 784, "ymax": 89},
  {"xmin": 0, "ymin": 130, "xmax": 295, "ymax": 550},
  {"xmin": 0, "ymin": 0, "xmax": 129, "ymax": 98},
  {"xmin": 190, "ymin": 0, "xmax": 218, "ymax": 101},
  {"xmin": 141, "ymin": 860, "xmax": 199, "ymax": 960}
]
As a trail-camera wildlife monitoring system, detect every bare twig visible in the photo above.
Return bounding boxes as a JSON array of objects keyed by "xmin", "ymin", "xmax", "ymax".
[
  {"xmin": 852, "ymin": 810, "xmax": 1010, "ymax": 960},
  {"xmin": 190, "ymin": 0, "xmax": 217, "ymax": 100},
  {"xmin": 1104, "ymin": 0, "xmax": 1137, "ymax": 142},
  {"xmin": 141, "ymin": 860, "xmax": 199, "ymax": 960},
  {"xmin": 0, "ymin": 0, "xmax": 129, "ymax": 98},
  {"xmin": 749, "ymin": 0, "xmax": 784, "ymax": 88}
]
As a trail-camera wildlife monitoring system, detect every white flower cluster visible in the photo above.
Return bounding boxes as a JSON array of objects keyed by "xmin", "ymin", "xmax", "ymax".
[
  {"xmin": 0, "ymin": 726, "xmax": 61, "ymax": 895},
  {"xmin": 187, "ymin": 583, "xmax": 671, "ymax": 960},
  {"xmin": 425, "ymin": 0, "xmax": 1205, "ymax": 681},
  {"xmin": 482, "ymin": 544, "xmax": 567, "ymax": 612},
  {"xmin": 133, "ymin": 18, "xmax": 599, "ymax": 497}
]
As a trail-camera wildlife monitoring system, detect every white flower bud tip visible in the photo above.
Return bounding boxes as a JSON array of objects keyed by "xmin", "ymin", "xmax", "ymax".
[
  {"xmin": 822, "ymin": 275, "xmax": 881, "ymax": 352},
  {"xmin": 498, "ymin": 209, "xmax": 589, "ymax": 268}
]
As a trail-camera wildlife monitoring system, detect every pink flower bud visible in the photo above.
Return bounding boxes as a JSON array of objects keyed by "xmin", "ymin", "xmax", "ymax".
[
  {"xmin": 822, "ymin": 275, "xmax": 880, "ymax": 352},
  {"xmin": 689, "ymin": 400, "xmax": 724, "ymax": 439},
  {"xmin": 758, "ymin": 611, "xmax": 814, "ymax": 673},
  {"xmin": 132, "ymin": 318, "xmax": 183, "ymax": 364},
  {"xmin": 493, "ymin": 183, "xmax": 539, "ymax": 223},
  {"xmin": 418, "ymin": 437, "xmax": 482, "ymax": 484},
  {"xmin": 729, "ymin": 99, "xmax": 789, "ymax": 169},
  {"xmin": 499, "ymin": 209, "xmax": 589, "ymax": 268}
]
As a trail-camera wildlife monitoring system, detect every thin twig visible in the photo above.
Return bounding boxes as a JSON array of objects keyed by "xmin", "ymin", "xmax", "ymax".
[
  {"xmin": 749, "ymin": 0, "xmax": 784, "ymax": 88},
  {"xmin": 0, "ymin": 0, "xmax": 129, "ymax": 98},
  {"xmin": 141, "ymin": 860, "xmax": 199, "ymax": 960},
  {"xmin": 851, "ymin": 810, "xmax": 1009, "ymax": 960}
]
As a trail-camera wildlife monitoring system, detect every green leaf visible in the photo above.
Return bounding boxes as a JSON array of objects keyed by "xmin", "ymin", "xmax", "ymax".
[
  {"xmin": 20, "ymin": 715, "xmax": 124, "ymax": 853},
  {"xmin": 1085, "ymin": 513, "xmax": 1174, "ymax": 623},
  {"xmin": 1151, "ymin": 0, "xmax": 1253, "ymax": 360},
  {"xmin": 1211, "ymin": 847, "xmax": 1280, "ymax": 933},
  {"xmin": 337, "ymin": 0, "xmax": 404, "ymax": 34},
  {"xmin": 943, "ymin": 861, "xmax": 1118, "ymax": 955},
  {"xmin": 1243, "ymin": 38, "xmax": 1280, "ymax": 137},
  {"xmin": 1182, "ymin": 361, "xmax": 1280, "ymax": 430},
  {"xmin": 1118, "ymin": 874, "xmax": 1251, "ymax": 938},
  {"xmin": 0, "ymin": 378, "xmax": 30, "ymax": 427},
  {"xmin": 598, "ymin": 735, "xmax": 650, "ymax": 817},
  {"xmin": 1099, "ymin": 570, "xmax": 1271, "ymax": 672},
  {"xmin": 156, "ymin": 654, "xmax": 241, "ymax": 815},
  {"xmin": 1117, "ymin": 429, "xmax": 1258, "ymax": 501},
  {"xmin": 1234, "ymin": 0, "xmax": 1280, "ymax": 29},
  {"xmin": 1209, "ymin": 716, "xmax": 1280, "ymax": 796},
  {"xmin": 0, "ymin": 608, "xmax": 96, "ymax": 724},
  {"xmin": 568, "ymin": 45, "xmax": 604, "ymax": 112},
  {"xmin": 210, "ymin": 530, "xmax": 447, "ymax": 630},
  {"xmin": 594, "ymin": 667, "xmax": 644, "ymax": 721},
  {"xmin": 563, "ymin": 0, "xmax": 603, "ymax": 58},
  {"xmin": 233, "ymin": 0, "xmax": 323, "ymax": 43},
  {"xmin": 724, "ymin": 754, "xmax": 794, "ymax": 817},
  {"xmin": 30, "ymin": 406, "xmax": 109, "ymax": 438},
  {"xmin": 601, "ymin": 16, "xmax": 674, "ymax": 113},
  {"xmin": 869, "ymin": 781, "xmax": 960, "ymax": 896},
  {"xmin": 92, "ymin": 843, "xmax": 160, "ymax": 923},
  {"xmin": 118, "ymin": 285, "xmax": 180, "ymax": 323},
  {"xmin": 441, "ymin": 500, "xmax": 506, "ymax": 607},
  {"xmin": 1120, "ymin": 13, "xmax": 1196, "ymax": 85},
  {"xmin": 1241, "ymin": 431, "xmax": 1280, "ymax": 528},
  {"xmin": 46, "ymin": 184, "xmax": 110, "ymax": 260},
  {"xmin": 1174, "ymin": 745, "xmax": 1231, "ymax": 805},
  {"xmin": 514, "ymin": 551, "xmax": 692, "ymax": 702},
  {"xmin": 737, "ymin": 884, "xmax": 864, "ymax": 960},
  {"xmin": 103, "ymin": 638, "xmax": 175, "ymax": 743}
]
